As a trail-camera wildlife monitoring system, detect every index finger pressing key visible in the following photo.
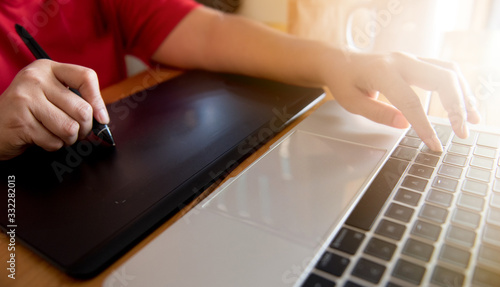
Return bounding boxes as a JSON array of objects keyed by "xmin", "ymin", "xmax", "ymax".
[{"xmin": 378, "ymin": 70, "xmax": 443, "ymax": 152}]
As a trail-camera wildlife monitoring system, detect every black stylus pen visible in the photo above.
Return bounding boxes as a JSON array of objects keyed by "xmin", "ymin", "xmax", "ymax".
[{"xmin": 14, "ymin": 24, "xmax": 115, "ymax": 146}]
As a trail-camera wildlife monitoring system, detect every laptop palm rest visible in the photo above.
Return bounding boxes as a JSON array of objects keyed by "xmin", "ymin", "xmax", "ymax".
[
  {"xmin": 105, "ymin": 130, "xmax": 388, "ymax": 287},
  {"xmin": 203, "ymin": 130, "xmax": 386, "ymax": 248}
]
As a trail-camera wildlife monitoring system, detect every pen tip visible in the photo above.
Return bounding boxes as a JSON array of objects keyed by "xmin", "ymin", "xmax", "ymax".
[{"xmin": 96, "ymin": 126, "xmax": 116, "ymax": 147}]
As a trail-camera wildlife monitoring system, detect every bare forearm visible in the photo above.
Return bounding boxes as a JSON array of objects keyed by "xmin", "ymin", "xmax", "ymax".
[
  {"xmin": 152, "ymin": 6, "xmax": 481, "ymax": 153},
  {"xmin": 152, "ymin": 7, "xmax": 336, "ymax": 87}
]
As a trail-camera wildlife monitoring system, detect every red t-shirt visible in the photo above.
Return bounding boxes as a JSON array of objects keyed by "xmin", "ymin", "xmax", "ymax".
[{"xmin": 0, "ymin": 0, "xmax": 199, "ymax": 93}]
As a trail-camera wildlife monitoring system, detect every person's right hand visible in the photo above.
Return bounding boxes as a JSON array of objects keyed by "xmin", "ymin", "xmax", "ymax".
[
  {"xmin": 0, "ymin": 59, "xmax": 110, "ymax": 160},
  {"xmin": 321, "ymin": 51, "xmax": 481, "ymax": 152}
]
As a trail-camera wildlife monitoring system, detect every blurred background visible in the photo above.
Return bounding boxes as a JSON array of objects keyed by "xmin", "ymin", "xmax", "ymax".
[{"xmin": 238, "ymin": 0, "xmax": 500, "ymax": 127}]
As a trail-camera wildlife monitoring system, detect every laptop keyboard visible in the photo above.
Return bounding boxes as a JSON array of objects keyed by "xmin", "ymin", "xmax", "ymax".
[{"xmin": 302, "ymin": 125, "xmax": 500, "ymax": 287}]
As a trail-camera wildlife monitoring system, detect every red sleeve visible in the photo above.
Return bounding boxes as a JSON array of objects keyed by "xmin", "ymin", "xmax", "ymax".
[{"xmin": 101, "ymin": 0, "xmax": 201, "ymax": 66}]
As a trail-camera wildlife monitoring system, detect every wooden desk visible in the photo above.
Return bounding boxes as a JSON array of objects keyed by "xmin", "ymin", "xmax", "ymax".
[{"xmin": 1, "ymin": 56, "xmax": 498, "ymax": 286}]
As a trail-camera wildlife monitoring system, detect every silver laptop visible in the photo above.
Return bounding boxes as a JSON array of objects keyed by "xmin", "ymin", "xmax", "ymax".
[{"xmin": 103, "ymin": 99, "xmax": 500, "ymax": 287}]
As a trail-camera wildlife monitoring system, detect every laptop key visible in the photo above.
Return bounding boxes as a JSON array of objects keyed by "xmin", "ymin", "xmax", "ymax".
[
  {"xmin": 351, "ymin": 258, "xmax": 385, "ymax": 284},
  {"xmin": 431, "ymin": 265, "xmax": 465, "ymax": 287},
  {"xmin": 487, "ymin": 208, "xmax": 500, "ymax": 226},
  {"xmin": 419, "ymin": 203, "xmax": 448, "ymax": 224},
  {"xmin": 399, "ymin": 136, "xmax": 422, "ymax": 148},
  {"xmin": 448, "ymin": 143, "xmax": 471, "ymax": 156},
  {"xmin": 401, "ymin": 238, "xmax": 434, "ymax": 262},
  {"xmin": 426, "ymin": 189, "xmax": 453, "ymax": 207},
  {"xmin": 451, "ymin": 208, "xmax": 481, "ymax": 229},
  {"xmin": 411, "ymin": 220, "xmax": 441, "ymax": 241},
  {"xmin": 344, "ymin": 281, "xmax": 363, "ymax": 287},
  {"xmin": 466, "ymin": 167, "xmax": 492, "ymax": 182},
  {"xmin": 330, "ymin": 228, "xmax": 365, "ymax": 255},
  {"xmin": 491, "ymin": 193, "xmax": 500, "ymax": 209},
  {"xmin": 408, "ymin": 164, "xmax": 434, "ymax": 179},
  {"xmin": 443, "ymin": 153, "xmax": 467, "ymax": 167},
  {"xmin": 432, "ymin": 176, "xmax": 458, "ymax": 193},
  {"xmin": 415, "ymin": 153, "xmax": 440, "ymax": 167},
  {"xmin": 406, "ymin": 128, "xmax": 418, "ymax": 138},
  {"xmin": 478, "ymin": 245, "xmax": 500, "ymax": 268},
  {"xmin": 363, "ymin": 237, "xmax": 396, "ymax": 261},
  {"xmin": 438, "ymin": 244, "xmax": 470, "ymax": 268},
  {"xmin": 316, "ymin": 252, "xmax": 350, "ymax": 277},
  {"xmin": 495, "ymin": 179, "xmax": 500, "ymax": 193},
  {"xmin": 471, "ymin": 156, "xmax": 495, "ymax": 170},
  {"xmin": 346, "ymin": 158, "xmax": 408, "ymax": 231},
  {"xmin": 401, "ymin": 176, "xmax": 428, "ymax": 192},
  {"xmin": 446, "ymin": 225, "xmax": 476, "ymax": 248},
  {"xmin": 385, "ymin": 203, "xmax": 414, "ymax": 223},
  {"xmin": 473, "ymin": 267, "xmax": 500, "ymax": 287},
  {"xmin": 462, "ymin": 179, "xmax": 489, "ymax": 196},
  {"xmin": 474, "ymin": 146, "xmax": 497, "ymax": 158},
  {"xmin": 477, "ymin": 132, "xmax": 500, "ymax": 149},
  {"xmin": 437, "ymin": 164, "xmax": 462, "ymax": 179},
  {"xmin": 457, "ymin": 193, "xmax": 485, "ymax": 211},
  {"xmin": 483, "ymin": 224, "xmax": 500, "ymax": 246},
  {"xmin": 392, "ymin": 146, "xmax": 418, "ymax": 161},
  {"xmin": 394, "ymin": 188, "xmax": 421, "ymax": 206},
  {"xmin": 302, "ymin": 273, "xmax": 336, "ymax": 287},
  {"xmin": 375, "ymin": 219, "xmax": 406, "ymax": 241},
  {"xmin": 392, "ymin": 259, "xmax": 426, "ymax": 285}
]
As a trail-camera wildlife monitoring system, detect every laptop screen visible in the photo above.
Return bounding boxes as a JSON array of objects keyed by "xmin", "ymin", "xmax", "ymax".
[{"xmin": 0, "ymin": 70, "xmax": 324, "ymax": 278}]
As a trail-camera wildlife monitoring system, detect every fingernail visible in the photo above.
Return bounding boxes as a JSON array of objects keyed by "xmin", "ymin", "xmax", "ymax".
[
  {"xmin": 98, "ymin": 108, "xmax": 110, "ymax": 124},
  {"xmin": 425, "ymin": 134, "xmax": 443, "ymax": 152},
  {"xmin": 461, "ymin": 119, "xmax": 469, "ymax": 138}
]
